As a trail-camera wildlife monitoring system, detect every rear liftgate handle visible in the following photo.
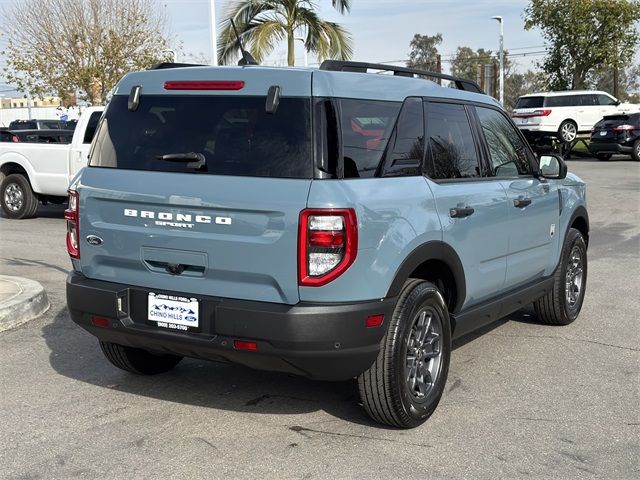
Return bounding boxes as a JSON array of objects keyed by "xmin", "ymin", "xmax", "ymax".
[{"xmin": 449, "ymin": 206, "xmax": 475, "ymax": 218}]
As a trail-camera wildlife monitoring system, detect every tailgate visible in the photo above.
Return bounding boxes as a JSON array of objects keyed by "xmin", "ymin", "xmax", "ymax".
[{"xmin": 78, "ymin": 168, "xmax": 310, "ymax": 304}]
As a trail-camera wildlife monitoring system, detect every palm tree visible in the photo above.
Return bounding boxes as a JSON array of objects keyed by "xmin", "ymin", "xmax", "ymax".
[{"xmin": 218, "ymin": 0, "xmax": 353, "ymax": 66}]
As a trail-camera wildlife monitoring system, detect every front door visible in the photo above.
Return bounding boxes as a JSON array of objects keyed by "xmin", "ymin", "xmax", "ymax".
[{"xmin": 474, "ymin": 105, "xmax": 559, "ymax": 288}]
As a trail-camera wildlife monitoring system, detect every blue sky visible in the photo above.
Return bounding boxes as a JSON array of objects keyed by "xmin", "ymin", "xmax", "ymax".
[
  {"xmin": 165, "ymin": 0, "xmax": 544, "ymax": 69},
  {"xmin": 0, "ymin": 0, "xmax": 563, "ymax": 95}
]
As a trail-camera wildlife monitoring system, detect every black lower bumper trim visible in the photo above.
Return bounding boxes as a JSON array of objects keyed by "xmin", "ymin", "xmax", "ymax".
[{"xmin": 66, "ymin": 272, "xmax": 396, "ymax": 380}]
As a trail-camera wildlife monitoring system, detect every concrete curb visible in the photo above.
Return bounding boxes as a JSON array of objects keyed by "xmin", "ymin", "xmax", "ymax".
[{"xmin": 0, "ymin": 275, "xmax": 50, "ymax": 332}]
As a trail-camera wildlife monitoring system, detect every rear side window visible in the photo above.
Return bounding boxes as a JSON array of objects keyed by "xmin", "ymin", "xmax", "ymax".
[
  {"xmin": 377, "ymin": 97, "xmax": 424, "ymax": 177},
  {"xmin": 515, "ymin": 97, "xmax": 544, "ymax": 109},
  {"xmin": 83, "ymin": 111, "xmax": 102, "ymax": 144},
  {"xmin": 339, "ymin": 99, "xmax": 400, "ymax": 178},
  {"xmin": 425, "ymin": 102, "xmax": 480, "ymax": 180},
  {"xmin": 544, "ymin": 95, "xmax": 596, "ymax": 107},
  {"xmin": 476, "ymin": 107, "xmax": 534, "ymax": 177},
  {"xmin": 90, "ymin": 95, "xmax": 312, "ymax": 178}
]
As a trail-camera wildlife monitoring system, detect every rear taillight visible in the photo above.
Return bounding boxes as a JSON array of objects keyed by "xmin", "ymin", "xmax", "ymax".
[
  {"xmin": 512, "ymin": 109, "xmax": 552, "ymax": 118},
  {"xmin": 298, "ymin": 208, "xmax": 358, "ymax": 287},
  {"xmin": 65, "ymin": 189, "xmax": 79, "ymax": 259},
  {"xmin": 613, "ymin": 124, "xmax": 636, "ymax": 132}
]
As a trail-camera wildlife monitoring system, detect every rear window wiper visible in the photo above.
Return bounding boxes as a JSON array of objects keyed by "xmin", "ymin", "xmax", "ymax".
[{"xmin": 156, "ymin": 152, "xmax": 206, "ymax": 169}]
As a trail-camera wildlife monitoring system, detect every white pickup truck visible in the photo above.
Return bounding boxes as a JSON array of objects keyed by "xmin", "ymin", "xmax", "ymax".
[{"xmin": 0, "ymin": 106, "xmax": 104, "ymax": 219}]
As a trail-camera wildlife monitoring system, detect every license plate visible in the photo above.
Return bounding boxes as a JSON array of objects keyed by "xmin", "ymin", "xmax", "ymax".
[
  {"xmin": 147, "ymin": 292, "xmax": 199, "ymax": 331},
  {"xmin": 600, "ymin": 130, "xmax": 607, "ymax": 136}
]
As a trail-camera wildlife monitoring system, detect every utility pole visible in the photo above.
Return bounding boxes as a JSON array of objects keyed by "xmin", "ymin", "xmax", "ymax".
[
  {"xmin": 209, "ymin": 0, "xmax": 218, "ymax": 66},
  {"xmin": 491, "ymin": 16, "xmax": 504, "ymax": 105}
]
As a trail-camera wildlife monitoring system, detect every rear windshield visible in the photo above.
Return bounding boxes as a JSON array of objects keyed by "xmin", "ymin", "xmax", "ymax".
[
  {"xmin": 515, "ymin": 96, "xmax": 544, "ymax": 109},
  {"xmin": 90, "ymin": 95, "xmax": 312, "ymax": 178}
]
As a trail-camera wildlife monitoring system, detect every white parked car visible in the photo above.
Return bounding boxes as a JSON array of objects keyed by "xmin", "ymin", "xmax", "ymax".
[
  {"xmin": 0, "ymin": 106, "xmax": 104, "ymax": 219},
  {"xmin": 512, "ymin": 90, "xmax": 640, "ymax": 143}
]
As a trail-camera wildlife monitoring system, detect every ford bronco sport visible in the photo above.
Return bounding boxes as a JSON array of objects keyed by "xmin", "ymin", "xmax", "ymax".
[{"xmin": 66, "ymin": 61, "xmax": 588, "ymax": 428}]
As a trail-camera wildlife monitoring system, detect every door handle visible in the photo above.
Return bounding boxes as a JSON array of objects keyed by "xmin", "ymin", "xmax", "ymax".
[
  {"xmin": 449, "ymin": 206, "xmax": 475, "ymax": 218},
  {"xmin": 513, "ymin": 198, "xmax": 532, "ymax": 208}
]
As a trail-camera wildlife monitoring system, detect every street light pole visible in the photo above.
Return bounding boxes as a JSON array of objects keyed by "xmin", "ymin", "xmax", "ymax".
[
  {"xmin": 491, "ymin": 16, "xmax": 504, "ymax": 105},
  {"xmin": 294, "ymin": 37, "xmax": 308, "ymax": 67},
  {"xmin": 209, "ymin": 0, "xmax": 218, "ymax": 66}
]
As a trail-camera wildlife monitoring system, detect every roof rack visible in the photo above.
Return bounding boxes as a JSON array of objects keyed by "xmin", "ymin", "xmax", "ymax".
[
  {"xmin": 148, "ymin": 62, "xmax": 207, "ymax": 70},
  {"xmin": 319, "ymin": 60, "xmax": 483, "ymax": 94}
]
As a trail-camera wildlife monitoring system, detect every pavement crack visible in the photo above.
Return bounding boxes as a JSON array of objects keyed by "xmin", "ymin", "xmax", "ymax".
[
  {"xmin": 245, "ymin": 394, "xmax": 318, "ymax": 407},
  {"xmin": 487, "ymin": 332, "xmax": 639, "ymax": 352},
  {"xmin": 288, "ymin": 425, "xmax": 431, "ymax": 447},
  {"xmin": 194, "ymin": 437, "xmax": 218, "ymax": 450}
]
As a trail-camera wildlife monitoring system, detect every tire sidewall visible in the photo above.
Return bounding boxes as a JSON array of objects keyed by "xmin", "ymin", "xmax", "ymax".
[
  {"xmin": 558, "ymin": 121, "xmax": 577, "ymax": 143},
  {"xmin": 392, "ymin": 283, "xmax": 451, "ymax": 424},
  {"xmin": 559, "ymin": 230, "xmax": 588, "ymax": 322},
  {"xmin": 632, "ymin": 140, "xmax": 640, "ymax": 162}
]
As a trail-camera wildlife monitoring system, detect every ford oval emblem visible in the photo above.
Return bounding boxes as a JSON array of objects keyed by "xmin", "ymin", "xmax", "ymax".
[{"xmin": 86, "ymin": 235, "xmax": 103, "ymax": 246}]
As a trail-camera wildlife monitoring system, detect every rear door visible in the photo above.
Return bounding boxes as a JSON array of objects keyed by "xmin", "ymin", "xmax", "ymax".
[
  {"xmin": 79, "ymin": 93, "xmax": 313, "ymax": 305},
  {"xmin": 425, "ymin": 101, "xmax": 509, "ymax": 308},
  {"xmin": 474, "ymin": 106, "xmax": 559, "ymax": 287}
]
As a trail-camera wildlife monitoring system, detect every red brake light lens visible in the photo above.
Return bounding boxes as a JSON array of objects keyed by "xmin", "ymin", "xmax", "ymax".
[
  {"xmin": 512, "ymin": 109, "xmax": 552, "ymax": 118},
  {"xmin": 613, "ymin": 124, "xmax": 635, "ymax": 132},
  {"xmin": 163, "ymin": 80, "xmax": 245, "ymax": 91},
  {"xmin": 298, "ymin": 208, "xmax": 358, "ymax": 287},
  {"xmin": 233, "ymin": 340, "xmax": 258, "ymax": 351},
  {"xmin": 365, "ymin": 314, "xmax": 384, "ymax": 328},
  {"xmin": 65, "ymin": 189, "xmax": 79, "ymax": 259}
]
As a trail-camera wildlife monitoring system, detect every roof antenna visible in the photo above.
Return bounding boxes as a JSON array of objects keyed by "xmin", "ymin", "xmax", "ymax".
[{"xmin": 230, "ymin": 18, "xmax": 259, "ymax": 66}]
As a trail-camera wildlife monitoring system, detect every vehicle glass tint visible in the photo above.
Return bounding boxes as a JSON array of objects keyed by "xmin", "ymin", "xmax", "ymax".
[
  {"xmin": 83, "ymin": 111, "xmax": 102, "ymax": 144},
  {"xmin": 545, "ymin": 95, "xmax": 575, "ymax": 107},
  {"xmin": 339, "ymin": 99, "xmax": 400, "ymax": 178},
  {"xmin": 41, "ymin": 120, "xmax": 63, "ymax": 129},
  {"xmin": 378, "ymin": 97, "xmax": 424, "ymax": 177},
  {"xmin": 597, "ymin": 94, "xmax": 617, "ymax": 106},
  {"xmin": 515, "ymin": 97, "xmax": 544, "ymax": 109},
  {"xmin": 90, "ymin": 95, "xmax": 312, "ymax": 178},
  {"xmin": 477, "ymin": 107, "xmax": 534, "ymax": 177},
  {"xmin": 426, "ymin": 102, "xmax": 480, "ymax": 179}
]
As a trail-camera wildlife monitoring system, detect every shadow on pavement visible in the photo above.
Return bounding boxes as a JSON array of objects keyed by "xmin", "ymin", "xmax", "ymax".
[{"xmin": 42, "ymin": 304, "xmax": 537, "ymax": 428}]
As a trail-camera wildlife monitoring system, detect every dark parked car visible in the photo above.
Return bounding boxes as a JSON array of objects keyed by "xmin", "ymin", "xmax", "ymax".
[
  {"xmin": 0, "ymin": 128, "xmax": 19, "ymax": 143},
  {"xmin": 589, "ymin": 113, "xmax": 640, "ymax": 161},
  {"xmin": 11, "ymin": 129, "xmax": 74, "ymax": 144},
  {"xmin": 7, "ymin": 119, "xmax": 73, "ymax": 131}
]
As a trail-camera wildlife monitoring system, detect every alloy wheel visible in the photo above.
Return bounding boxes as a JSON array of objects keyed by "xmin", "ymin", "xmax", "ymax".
[
  {"xmin": 405, "ymin": 308, "xmax": 443, "ymax": 400},
  {"xmin": 565, "ymin": 245, "xmax": 584, "ymax": 308},
  {"xmin": 3, "ymin": 183, "xmax": 24, "ymax": 212}
]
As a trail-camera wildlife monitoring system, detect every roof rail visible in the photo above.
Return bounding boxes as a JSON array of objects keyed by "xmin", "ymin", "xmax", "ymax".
[
  {"xmin": 148, "ymin": 62, "xmax": 207, "ymax": 70},
  {"xmin": 319, "ymin": 60, "xmax": 483, "ymax": 94}
]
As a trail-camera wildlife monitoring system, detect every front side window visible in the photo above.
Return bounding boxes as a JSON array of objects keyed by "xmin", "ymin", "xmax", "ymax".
[
  {"xmin": 83, "ymin": 111, "xmax": 102, "ymax": 144},
  {"xmin": 598, "ymin": 94, "xmax": 618, "ymax": 106},
  {"xmin": 425, "ymin": 102, "xmax": 480, "ymax": 180},
  {"xmin": 90, "ymin": 95, "xmax": 312, "ymax": 178},
  {"xmin": 339, "ymin": 99, "xmax": 400, "ymax": 178},
  {"xmin": 476, "ymin": 107, "xmax": 534, "ymax": 177}
]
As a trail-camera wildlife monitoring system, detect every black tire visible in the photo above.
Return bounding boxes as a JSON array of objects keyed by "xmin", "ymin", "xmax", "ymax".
[
  {"xmin": 595, "ymin": 153, "xmax": 612, "ymax": 161},
  {"xmin": 99, "ymin": 341, "xmax": 183, "ymax": 375},
  {"xmin": 534, "ymin": 228, "xmax": 587, "ymax": 325},
  {"xmin": 358, "ymin": 280, "xmax": 451, "ymax": 428},
  {"xmin": 632, "ymin": 140, "xmax": 640, "ymax": 162},
  {"xmin": 0, "ymin": 173, "xmax": 39, "ymax": 219},
  {"xmin": 558, "ymin": 120, "xmax": 578, "ymax": 143}
]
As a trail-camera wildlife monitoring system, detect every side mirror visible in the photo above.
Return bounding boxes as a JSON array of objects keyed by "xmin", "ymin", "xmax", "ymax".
[{"xmin": 538, "ymin": 153, "xmax": 567, "ymax": 180}]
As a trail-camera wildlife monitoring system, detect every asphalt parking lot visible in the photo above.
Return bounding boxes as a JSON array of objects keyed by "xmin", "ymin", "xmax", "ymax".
[{"xmin": 0, "ymin": 157, "xmax": 638, "ymax": 479}]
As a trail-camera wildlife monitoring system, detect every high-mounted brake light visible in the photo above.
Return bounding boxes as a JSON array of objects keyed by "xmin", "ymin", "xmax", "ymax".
[
  {"xmin": 298, "ymin": 208, "xmax": 358, "ymax": 287},
  {"xmin": 65, "ymin": 189, "xmax": 79, "ymax": 259},
  {"xmin": 163, "ymin": 80, "xmax": 245, "ymax": 91},
  {"xmin": 613, "ymin": 124, "xmax": 636, "ymax": 132}
]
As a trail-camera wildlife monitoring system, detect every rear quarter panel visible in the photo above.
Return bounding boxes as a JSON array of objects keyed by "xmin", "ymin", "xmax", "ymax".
[{"xmin": 301, "ymin": 177, "xmax": 442, "ymax": 302}]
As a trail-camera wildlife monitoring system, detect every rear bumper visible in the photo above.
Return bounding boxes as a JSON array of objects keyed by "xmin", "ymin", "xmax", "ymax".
[
  {"xmin": 588, "ymin": 142, "xmax": 633, "ymax": 154},
  {"xmin": 66, "ymin": 272, "xmax": 395, "ymax": 381}
]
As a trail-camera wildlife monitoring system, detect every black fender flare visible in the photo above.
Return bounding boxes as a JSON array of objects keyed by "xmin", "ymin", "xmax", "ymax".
[
  {"xmin": 567, "ymin": 205, "xmax": 589, "ymax": 246},
  {"xmin": 386, "ymin": 241, "xmax": 466, "ymax": 314}
]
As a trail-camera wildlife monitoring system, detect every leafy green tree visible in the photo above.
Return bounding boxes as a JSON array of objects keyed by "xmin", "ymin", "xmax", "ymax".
[
  {"xmin": 524, "ymin": 0, "xmax": 640, "ymax": 91},
  {"xmin": 1, "ymin": 0, "xmax": 168, "ymax": 105},
  {"xmin": 450, "ymin": 47, "xmax": 509, "ymax": 81},
  {"xmin": 218, "ymin": 0, "xmax": 353, "ymax": 66},
  {"xmin": 505, "ymin": 70, "xmax": 548, "ymax": 111},
  {"xmin": 407, "ymin": 33, "xmax": 443, "ymax": 71}
]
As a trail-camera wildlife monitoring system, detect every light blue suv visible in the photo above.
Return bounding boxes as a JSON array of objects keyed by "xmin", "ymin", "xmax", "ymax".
[{"xmin": 65, "ymin": 61, "xmax": 588, "ymax": 428}]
